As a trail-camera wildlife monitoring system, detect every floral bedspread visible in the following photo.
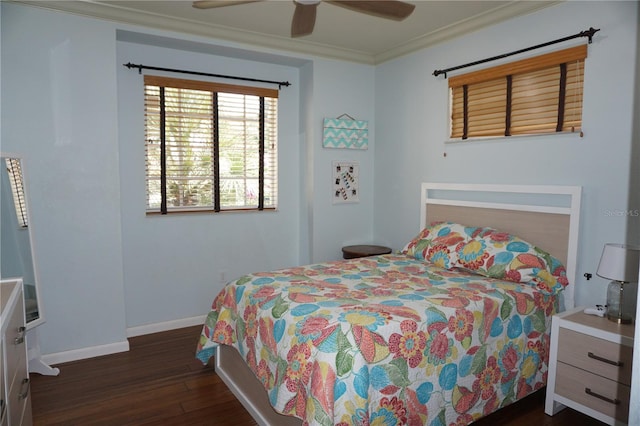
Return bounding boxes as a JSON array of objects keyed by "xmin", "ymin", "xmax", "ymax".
[{"xmin": 196, "ymin": 254, "xmax": 559, "ymax": 425}]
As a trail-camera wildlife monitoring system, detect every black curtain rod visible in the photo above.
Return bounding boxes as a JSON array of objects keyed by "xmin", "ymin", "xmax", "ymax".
[
  {"xmin": 123, "ymin": 62, "xmax": 291, "ymax": 89},
  {"xmin": 433, "ymin": 27, "xmax": 600, "ymax": 78}
]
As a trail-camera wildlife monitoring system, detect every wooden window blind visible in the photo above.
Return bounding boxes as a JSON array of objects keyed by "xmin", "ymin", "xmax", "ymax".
[
  {"xmin": 449, "ymin": 45, "xmax": 586, "ymax": 139},
  {"xmin": 144, "ymin": 75, "xmax": 278, "ymax": 214}
]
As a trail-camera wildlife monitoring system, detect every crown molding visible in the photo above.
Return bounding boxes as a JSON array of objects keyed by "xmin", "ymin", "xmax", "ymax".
[
  {"xmin": 11, "ymin": 0, "xmax": 561, "ymax": 65},
  {"xmin": 11, "ymin": 0, "xmax": 375, "ymax": 64},
  {"xmin": 374, "ymin": 1, "xmax": 562, "ymax": 64}
]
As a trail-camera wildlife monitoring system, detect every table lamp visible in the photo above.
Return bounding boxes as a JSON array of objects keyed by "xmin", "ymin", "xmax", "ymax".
[{"xmin": 596, "ymin": 243, "xmax": 640, "ymax": 324}]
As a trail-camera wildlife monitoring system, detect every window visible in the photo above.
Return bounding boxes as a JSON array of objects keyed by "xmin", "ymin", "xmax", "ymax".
[
  {"xmin": 144, "ymin": 75, "xmax": 278, "ymax": 214},
  {"xmin": 449, "ymin": 45, "xmax": 586, "ymax": 140},
  {"xmin": 5, "ymin": 158, "xmax": 28, "ymax": 227}
]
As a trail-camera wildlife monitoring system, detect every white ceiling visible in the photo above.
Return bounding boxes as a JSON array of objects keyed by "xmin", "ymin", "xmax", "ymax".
[{"xmin": 14, "ymin": 0, "xmax": 560, "ymax": 64}]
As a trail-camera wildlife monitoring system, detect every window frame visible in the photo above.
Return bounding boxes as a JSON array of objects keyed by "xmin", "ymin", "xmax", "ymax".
[{"xmin": 143, "ymin": 75, "xmax": 279, "ymax": 215}]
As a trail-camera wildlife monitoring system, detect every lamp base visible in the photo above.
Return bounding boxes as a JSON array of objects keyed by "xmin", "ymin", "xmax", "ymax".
[
  {"xmin": 606, "ymin": 312, "xmax": 633, "ymax": 324},
  {"xmin": 606, "ymin": 280, "xmax": 635, "ymax": 324}
]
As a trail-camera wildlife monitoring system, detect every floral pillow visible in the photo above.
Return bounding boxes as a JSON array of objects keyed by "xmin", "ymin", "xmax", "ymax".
[
  {"xmin": 402, "ymin": 222, "xmax": 477, "ymax": 270},
  {"xmin": 403, "ymin": 222, "xmax": 568, "ymax": 295},
  {"xmin": 453, "ymin": 226, "xmax": 568, "ymax": 295}
]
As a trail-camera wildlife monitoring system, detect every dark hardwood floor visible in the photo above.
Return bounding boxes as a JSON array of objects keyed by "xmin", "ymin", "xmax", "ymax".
[{"xmin": 30, "ymin": 326, "xmax": 606, "ymax": 425}]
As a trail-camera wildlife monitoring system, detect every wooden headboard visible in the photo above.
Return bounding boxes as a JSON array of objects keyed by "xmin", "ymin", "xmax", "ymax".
[{"xmin": 421, "ymin": 183, "xmax": 581, "ymax": 309}]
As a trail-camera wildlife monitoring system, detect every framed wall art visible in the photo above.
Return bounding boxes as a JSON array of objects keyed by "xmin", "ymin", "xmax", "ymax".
[{"xmin": 332, "ymin": 161, "xmax": 359, "ymax": 204}]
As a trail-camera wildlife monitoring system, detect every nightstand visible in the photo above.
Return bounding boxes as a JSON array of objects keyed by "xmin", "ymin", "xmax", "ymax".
[
  {"xmin": 342, "ymin": 245, "xmax": 392, "ymax": 259},
  {"xmin": 545, "ymin": 306, "xmax": 634, "ymax": 425}
]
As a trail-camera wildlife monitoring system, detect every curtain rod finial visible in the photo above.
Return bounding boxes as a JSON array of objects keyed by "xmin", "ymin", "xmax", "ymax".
[
  {"xmin": 584, "ymin": 27, "xmax": 600, "ymax": 43},
  {"xmin": 123, "ymin": 62, "xmax": 143, "ymax": 74}
]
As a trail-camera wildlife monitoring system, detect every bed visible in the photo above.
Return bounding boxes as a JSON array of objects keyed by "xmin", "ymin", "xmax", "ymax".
[{"xmin": 196, "ymin": 183, "xmax": 581, "ymax": 425}]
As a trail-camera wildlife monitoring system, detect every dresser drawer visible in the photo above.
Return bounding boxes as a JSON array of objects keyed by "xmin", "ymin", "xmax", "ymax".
[
  {"xmin": 20, "ymin": 396, "xmax": 33, "ymax": 426},
  {"xmin": 0, "ymin": 339, "xmax": 4, "ymax": 425},
  {"xmin": 556, "ymin": 362, "xmax": 630, "ymax": 422},
  {"xmin": 4, "ymin": 303, "xmax": 26, "ymax": 387},
  {"xmin": 557, "ymin": 327, "xmax": 633, "ymax": 385},
  {"xmin": 7, "ymin": 352, "xmax": 29, "ymax": 426},
  {"xmin": 1, "ymin": 280, "xmax": 32, "ymax": 426}
]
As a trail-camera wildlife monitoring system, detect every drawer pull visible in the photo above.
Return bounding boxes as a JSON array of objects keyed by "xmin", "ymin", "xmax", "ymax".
[
  {"xmin": 18, "ymin": 378, "xmax": 30, "ymax": 400},
  {"xmin": 585, "ymin": 387, "xmax": 620, "ymax": 405},
  {"xmin": 14, "ymin": 326, "xmax": 26, "ymax": 345},
  {"xmin": 587, "ymin": 351, "xmax": 623, "ymax": 367}
]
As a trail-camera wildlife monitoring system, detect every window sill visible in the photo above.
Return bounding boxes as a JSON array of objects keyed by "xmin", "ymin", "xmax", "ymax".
[
  {"xmin": 145, "ymin": 207, "xmax": 277, "ymax": 216},
  {"xmin": 445, "ymin": 130, "xmax": 583, "ymax": 145}
]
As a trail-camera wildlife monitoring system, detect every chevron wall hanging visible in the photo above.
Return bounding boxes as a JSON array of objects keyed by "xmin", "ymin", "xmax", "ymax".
[{"xmin": 323, "ymin": 116, "xmax": 368, "ymax": 150}]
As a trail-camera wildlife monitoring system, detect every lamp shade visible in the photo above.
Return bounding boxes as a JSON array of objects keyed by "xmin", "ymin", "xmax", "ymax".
[{"xmin": 596, "ymin": 243, "xmax": 640, "ymax": 283}]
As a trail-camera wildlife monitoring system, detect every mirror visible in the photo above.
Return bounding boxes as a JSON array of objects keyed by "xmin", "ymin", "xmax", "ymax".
[{"xmin": 1, "ymin": 153, "xmax": 44, "ymax": 329}]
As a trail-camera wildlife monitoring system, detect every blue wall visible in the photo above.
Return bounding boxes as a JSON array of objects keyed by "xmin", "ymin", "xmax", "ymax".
[
  {"xmin": 1, "ymin": 3, "xmax": 376, "ymax": 357},
  {"xmin": 116, "ymin": 38, "xmax": 304, "ymax": 329},
  {"xmin": 373, "ymin": 1, "xmax": 639, "ymax": 309},
  {"xmin": 2, "ymin": 5, "xmax": 129, "ymax": 353}
]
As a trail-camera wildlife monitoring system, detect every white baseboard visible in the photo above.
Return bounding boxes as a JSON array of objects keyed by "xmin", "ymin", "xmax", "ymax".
[
  {"xmin": 42, "ymin": 340, "xmax": 130, "ymax": 366},
  {"xmin": 40, "ymin": 315, "xmax": 207, "ymax": 366},
  {"xmin": 126, "ymin": 315, "xmax": 206, "ymax": 338}
]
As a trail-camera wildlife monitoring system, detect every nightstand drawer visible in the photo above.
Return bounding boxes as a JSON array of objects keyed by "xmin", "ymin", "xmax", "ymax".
[
  {"xmin": 556, "ymin": 362, "xmax": 630, "ymax": 423},
  {"xmin": 557, "ymin": 328, "xmax": 633, "ymax": 385}
]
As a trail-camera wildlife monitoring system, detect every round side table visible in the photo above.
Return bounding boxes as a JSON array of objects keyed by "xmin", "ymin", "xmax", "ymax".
[{"xmin": 342, "ymin": 244, "xmax": 392, "ymax": 259}]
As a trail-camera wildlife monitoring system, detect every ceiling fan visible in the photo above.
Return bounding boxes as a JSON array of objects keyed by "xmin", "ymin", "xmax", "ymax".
[{"xmin": 192, "ymin": 0, "xmax": 416, "ymax": 38}]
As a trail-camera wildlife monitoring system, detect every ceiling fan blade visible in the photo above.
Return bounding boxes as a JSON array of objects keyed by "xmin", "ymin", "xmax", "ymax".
[
  {"xmin": 192, "ymin": 0, "xmax": 262, "ymax": 9},
  {"xmin": 291, "ymin": 2, "xmax": 318, "ymax": 37},
  {"xmin": 327, "ymin": 1, "xmax": 415, "ymax": 21}
]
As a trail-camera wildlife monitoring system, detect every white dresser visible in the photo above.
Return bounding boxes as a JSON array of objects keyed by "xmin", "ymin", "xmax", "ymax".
[{"xmin": 1, "ymin": 279, "xmax": 32, "ymax": 426}]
